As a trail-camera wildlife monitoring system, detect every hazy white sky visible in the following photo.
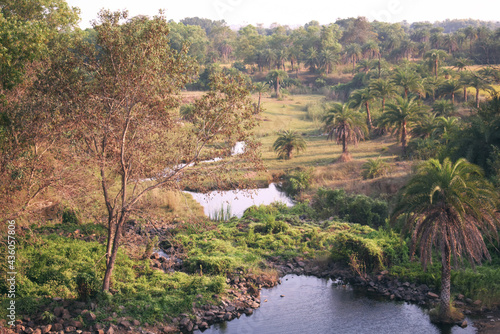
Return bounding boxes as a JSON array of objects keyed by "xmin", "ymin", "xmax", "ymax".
[{"xmin": 66, "ymin": 0, "xmax": 500, "ymax": 29}]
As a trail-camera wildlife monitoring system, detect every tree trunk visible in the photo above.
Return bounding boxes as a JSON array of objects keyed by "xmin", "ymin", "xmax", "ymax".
[
  {"xmin": 365, "ymin": 102, "xmax": 372, "ymax": 130},
  {"xmin": 439, "ymin": 243, "xmax": 452, "ymax": 320},
  {"xmin": 401, "ymin": 121, "xmax": 407, "ymax": 156},
  {"xmin": 451, "ymin": 92, "xmax": 455, "ymax": 105},
  {"xmin": 342, "ymin": 133, "xmax": 347, "ymax": 153},
  {"xmin": 476, "ymin": 87, "xmax": 480, "ymax": 108},
  {"xmin": 382, "ymin": 97, "xmax": 386, "ymax": 112},
  {"xmin": 276, "ymin": 78, "xmax": 280, "ymax": 98},
  {"xmin": 257, "ymin": 93, "xmax": 262, "ymax": 112},
  {"xmin": 435, "ymin": 59, "xmax": 438, "ymax": 78},
  {"xmin": 464, "ymin": 86, "xmax": 468, "ymax": 102},
  {"xmin": 102, "ymin": 213, "xmax": 127, "ymax": 291}
]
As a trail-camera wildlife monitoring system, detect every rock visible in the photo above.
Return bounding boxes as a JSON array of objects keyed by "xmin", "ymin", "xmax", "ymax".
[
  {"xmin": 96, "ymin": 330, "xmax": 105, "ymax": 334},
  {"xmin": 457, "ymin": 294, "xmax": 464, "ymax": 300},
  {"xmin": 119, "ymin": 320, "xmax": 131, "ymax": 327},
  {"xmin": 179, "ymin": 318, "xmax": 190, "ymax": 327},
  {"xmin": 54, "ymin": 307, "xmax": 64, "ymax": 317},
  {"xmin": 199, "ymin": 322, "xmax": 209, "ymax": 330},
  {"xmin": 84, "ymin": 312, "xmax": 96, "ymax": 322},
  {"xmin": 23, "ymin": 328, "xmax": 34, "ymax": 334},
  {"xmin": 280, "ymin": 295, "xmax": 285, "ymax": 297},
  {"xmin": 65, "ymin": 326, "xmax": 77, "ymax": 332},
  {"xmin": 427, "ymin": 292, "xmax": 439, "ymax": 299},
  {"xmin": 105, "ymin": 326, "xmax": 114, "ymax": 334},
  {"xmin": 186, "ymin": 322, "xmax": 194, "ymax": 332},
  {"xmin": 244, "ymin": 308, "xmax": 253, "ymax": 315},
  {"xmin": 41, "ymin": 325, "xmax": 52, "ymax": 334},
  {"xmin": 33, "ymin": 329, "xmax": 42, "ymax": 334},
  {"xmin": 473, "ymin": 300, "xmax": 482, "ymax": 306},
  {"xmin": 458, "ymin": 320, "xmax": 468, "ymax": 328},
  {"xmin": 53, "ymin": 323, "xmax": 63, "ymax": 331},
  {"xmin": 71, "ymin": 320, "xmax": 83, "ymax": 328},
  {"xmin": 132, "ymin": 320, "xmax": 140, "ymax": 326}
]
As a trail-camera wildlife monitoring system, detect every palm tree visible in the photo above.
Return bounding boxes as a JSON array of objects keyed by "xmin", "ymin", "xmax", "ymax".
[
  {"xmin": 423, "ymin": 49, "xmax": 448, "ymax": 78},
  {"xmin": 466, "ymin": 72, "xmax": 494, "ymax": 108},
  {"xmin": 253, "ymin": 82, "xmax": 269, "ymax": 113},
  {"xmin": 369, "ymin": 78, "xmax": 397, "ymax": 112},
  {"xmin": 323, "ymin": 103, "xmax": 368, "ymax": 161},
  {"xmin": 267, "ymin": 70, "xmax": 288, "ymax": 98},
  {"xmin": 392, "ymin": 67, "xmax": 420, "ymax": 98},
  {"xmin": 304, "ymin": 47, "xmax": 319, "ymax": 72},
  {"xmin": 439, "ymin": 80, "xmax": 461, "ymax": 104},
  {"xmin": 464, "ymin": 26, "xmax": 478, "ymax": 56},
  {"xmin": 272, "ymin": 130, "xmax": 307, "ymax": 160},
  {"xmin": 379, "ymin": 96, "xmax": 428, "ymax": 156},
  {"xmin": 345, "ymin": 43, "xmax": 362, "ymax": 73},
  {"xmin": 349, "ymin": 87, "xmax": 376, "ymax": 130},
  {"xmin": 392, "ymin": 158, "xmax": 499, "ymax": 323},
  {"xmin": 320, "ymin": 49, "xmax": 338, "ymax": 74},
  {"xmin": 432, "ymin": 99, "xmax": 455, "ymax": 116}
]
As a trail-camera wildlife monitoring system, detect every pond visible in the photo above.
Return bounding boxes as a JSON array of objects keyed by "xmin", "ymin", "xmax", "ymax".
[
  {"xmin": 195, "ymin": 275, "xmax": 476, "ymax": 334},
  {"xmin": 185, "ymin": 183, "xmax": 294, "ymax": 218}
]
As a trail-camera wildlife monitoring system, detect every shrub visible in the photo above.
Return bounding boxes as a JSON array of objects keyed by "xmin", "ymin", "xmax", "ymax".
[
  {"xmin": 361, "ymin": 157, "xmax": 389, "ymax": 179},
  {"xmin": 75, "ymin": 271, "xmax": 100, "ymax": 301},
  {"xmin": 62, "ymin": 208, "xmax": 79, "ymax": 225},
  {"xmin": 278, "ymin": 168, "xmax": 313, "ymax": 198},
  {"xmin": 312, "ymin": 188, "xmax": 388, "ymax": 228},
  {"xmin": 331, "ymin": 233, "xmax": 384, "ymax": 272}
]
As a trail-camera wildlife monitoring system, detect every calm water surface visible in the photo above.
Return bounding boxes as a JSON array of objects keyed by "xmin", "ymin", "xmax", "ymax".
[
  {"xmin": 185, "ymin": 183, "xmax": 294, "ymax": 218},
  {"xmin": 196, "ymin": 275, "xmax": 476, "ymax": 334}
]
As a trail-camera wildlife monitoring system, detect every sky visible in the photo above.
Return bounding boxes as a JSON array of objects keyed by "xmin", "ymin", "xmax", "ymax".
[{"xmin": 66, "ymin": 0, "xmax": 500, "ymax": 29}]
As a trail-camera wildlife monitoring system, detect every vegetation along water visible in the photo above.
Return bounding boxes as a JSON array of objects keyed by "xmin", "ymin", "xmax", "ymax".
[{"xmin": 2, "ymin": 1, "xmax": 500, "ymax": 333}]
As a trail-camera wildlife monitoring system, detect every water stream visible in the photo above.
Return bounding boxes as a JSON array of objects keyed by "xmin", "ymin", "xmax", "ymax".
[{"xmin": 196, "ymin": 275, "xmax": 476, "ymax": 334}]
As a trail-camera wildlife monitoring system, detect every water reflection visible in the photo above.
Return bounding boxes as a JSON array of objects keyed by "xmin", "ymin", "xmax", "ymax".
[
  {"xmin": 185, "ymin": 183, "xmax": 294, "ymax": 218},
  {"xmin": 196, "ymin": 275, "xmax": 475, "ymax": 334}
]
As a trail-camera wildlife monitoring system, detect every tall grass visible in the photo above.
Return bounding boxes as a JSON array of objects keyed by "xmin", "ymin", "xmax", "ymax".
[{"xmin": 209, "ymin": 204, "xmax": 233, "ymax": 221}]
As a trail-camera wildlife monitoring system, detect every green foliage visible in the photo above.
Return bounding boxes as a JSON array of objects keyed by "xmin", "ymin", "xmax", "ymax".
[
  {"xmin": 361, "ymin": 157, "xmax": 389, "ymax": 179},
  {"xmin": 62, "ymin": 208, "xmax": 79, "ymax": 225},
  {"xmin": 75, "ymin": 271, "xmax": 100, "ymax": 301},
  {"xmin": 278, "ymin": 168, "xmax": 313, "ymax": 198},
  {"xmin": 331, "ymin": 233, "xmax": 384, "ymax": 271},
  {"xmin": 312, "ymin": 188, "xmax": 389, "ymax": 228},
  {"xmin": 273, "ymin": 130, "xmax": 307, "ymax": 160}
]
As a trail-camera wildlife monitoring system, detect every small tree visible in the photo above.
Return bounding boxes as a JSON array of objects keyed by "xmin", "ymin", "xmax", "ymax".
[
  {"xmin": 273, "ymin": 130, "xmax": 307, "ymax": 160},
  {"xmin": 379, "ymin": 96, "xmax": 428, "ymax": 156},
  {"xmin": 55, "ymin": 11, "xmax": 262, "ymax": 292},
  {"xmin": 323, "ymin": 103, "xmax": 368, "ymax": 162},
  {"xmin": 253, "ymin": 82, "xmax": 269, "ymax": 113},
  {"xmin": 267, "ymin": 69, "xmax": 288, "ymax": 98}
]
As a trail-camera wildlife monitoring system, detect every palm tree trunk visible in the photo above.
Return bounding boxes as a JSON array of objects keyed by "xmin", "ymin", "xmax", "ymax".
[
  {"xmin": 365, "ymin": 102, "xmax": 372, "ymax": 130},
  {"xmin": 401, "ymin": 121, "xmax": 407, "ymax": 156},
  {"xmin": 464, "ymin": 86, "xmax": 468, "ymax": 102},
  {"xmin": 476, "ymin": 87, "xmax": 480, "ymax": 108},
  {"xmin": 342, "ymin": 133, "xmax": 347, "ymax": 153},
  {"xmin": 451, "ymin": 92, "xmax": 455, "ymax": 105},
  {"xmin": 257, "ymin": 93, "xmax": 262, "ymax": 112},
  {"xmin": 439, "ymin": 244, "xmax": 452, "ymax": 320},
  {"xmin": 382, "ymin": 97, "xmax": 386, "ymax": 112}
]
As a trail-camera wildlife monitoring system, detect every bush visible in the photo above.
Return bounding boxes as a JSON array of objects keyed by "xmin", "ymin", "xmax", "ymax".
[
  {"xmin": 312, "ymin": 188, "xmax": 388, "ymax": 228},
  {"xmin": 75, "ymin": 271, "xmax": 100, "ymax": 300},
  {"xmin": 361, "ymin": 157, "xmax": 389, "ymax": 179},
  {"xmin": 278, "ymin": 168, "xmax": 313, "ymax": 198},
  {"xmin": 331, "ymin": 233, "xmax": 384, "ymax": 272},
  {"xmin": 62, "ymin": 208, "xmax": 79, "ymax": 225}
]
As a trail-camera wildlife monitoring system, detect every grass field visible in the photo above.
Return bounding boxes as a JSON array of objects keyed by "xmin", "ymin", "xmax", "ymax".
[{"xmin": 249, "ymin": 93, "xmax": 413, "ymax": 198}]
